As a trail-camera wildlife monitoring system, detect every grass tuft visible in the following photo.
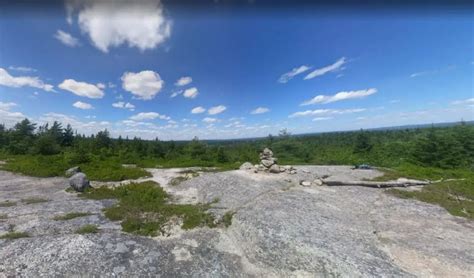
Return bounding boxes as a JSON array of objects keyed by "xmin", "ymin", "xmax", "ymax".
[
  {"xmin": 0, "ymin": 231, "xmax": 29, "ymax": 240},
  {"xmin": 80, "ymin": 181, "xmax": 216, "ymax": 236},
  {"xmin": 221, "ymin": 211, "xmax": 235, "ymax": 228},
  {"xmin": 0, "ymin": 201, "xmax": 16, "ymax": 207},
  {"xmin": 53, "ymin": 212, "xmax": 93, "ymax": 221},
  {"xmin": 0, "ymin": 214, "xmax": 7, "ymax": 219},
  {"xmin": 75, "ymin": 224, "xmax": 99, "ymax": 234}
]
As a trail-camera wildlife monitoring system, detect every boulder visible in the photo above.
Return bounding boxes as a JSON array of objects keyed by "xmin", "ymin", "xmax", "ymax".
[
  {"xmin": 261, "ymin": 159, "xmax": 276, "ymax": 168},
  {"xmin": 269, "ymin": 164, "xmax": 281, "ymax": 173},
  {"xmin": 239, "ymin": 162, "xmax": 254, "ymax": 170},
  {"xmin": 65, "ymin": 166, "xmax": 81, "ymax": 177},
  {"xmin": 69, "ymin": 172, "xmax": 90, "ymax": 192}
]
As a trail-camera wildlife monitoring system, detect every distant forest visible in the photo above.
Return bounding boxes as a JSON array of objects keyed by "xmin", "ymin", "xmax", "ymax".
[{"xmin": 0, "ymin": 119, "xmax": 473, "ymax": 180}]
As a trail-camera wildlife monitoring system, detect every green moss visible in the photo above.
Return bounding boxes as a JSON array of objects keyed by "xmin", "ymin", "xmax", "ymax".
[
  {"xmin": 0, "ymin": 231, "xmax": 29, "ymax": 240},
  {"xmin": 0, "ymin": 214, "xmax": 7, "ymax": 219},
  {"xmin": 387, "ymin": 179, "xmax": 474, "ymax": 219},
  {"xmin": 221, "ymin": 211, "xmax": 235, "ymax": 228},
  {"xmin": 53, "ymin": 212, "xmax": 93, "ymax": 221},
  {"xmin": 75, "ymin": 224, "xmax": 99, "ymax": 234},
  {"xmin": 80, "ymin": 181, "xmax": 216, "ymax": 236},
  {"xmin": 21, "ymin": 197, "xmax": 49, "ymax": 204},
  {"xmin": 0, "ymin": 201, "xmax": 16, "ymax": 207}
]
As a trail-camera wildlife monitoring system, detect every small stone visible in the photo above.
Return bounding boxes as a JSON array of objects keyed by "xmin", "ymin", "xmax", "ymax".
[
  {"xmin": 300, "ymin": 181, "xmax": 311, "ymax": 186},
  {"xmin": 313, "ymin": 179, "xmax": 323, "ymax": 186},
  {"xmin": 65, "ymin": 166, "xmax": 81, "ymax": 177},
  {"xmin": 269, "ymin": 164, "xmax": 281, "ymax": 173},
  {"xmin": 239, "ymin": 162, "xmax": 254, "ymax": 170},
  {"xmin": 261, "ymin": 159, "xmax": 275, "ymax": 168}
]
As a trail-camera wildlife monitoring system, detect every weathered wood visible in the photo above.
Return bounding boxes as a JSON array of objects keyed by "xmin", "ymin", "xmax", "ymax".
[{"xmin": 323, "ymin": 179, "xmax": 430, "ymax": 188}]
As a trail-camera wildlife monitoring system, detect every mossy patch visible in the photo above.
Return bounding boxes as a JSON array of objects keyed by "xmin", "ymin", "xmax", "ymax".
[
  {"xmin": 0, "ymin": 201, "xmax": 16, "ymax": 207},
  {"xmin": 76, "ymin": 224, "xmax": 99, "ymax": 234},
  {"xmin": 220, "ymin": 211, "xmax": 235, "ymax": 228},
  {"xmin": 0, "ymin": 214, "xmax": 7, "ymax": 219},
  {"xmin": 80, "ymin": 181, "xmax": 216, "ymax": 236},
  {"xmin": 0, "ymin": 231, "xmax": 29, "ymax": 240},
  {"xmin": 53, "ymin": 212, "xmax": 93, "ymax": 221}
]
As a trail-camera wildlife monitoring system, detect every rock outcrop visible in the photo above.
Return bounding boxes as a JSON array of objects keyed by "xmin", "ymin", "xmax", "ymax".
[{"xmin": 69, "ymin": 172, "xmax": 90, "ymax": 192}]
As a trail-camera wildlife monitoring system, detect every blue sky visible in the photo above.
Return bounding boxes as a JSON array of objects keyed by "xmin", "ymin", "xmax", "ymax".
[{"xmin": 0, "ymin": 1, "xmax": 473, "ymax": 140}]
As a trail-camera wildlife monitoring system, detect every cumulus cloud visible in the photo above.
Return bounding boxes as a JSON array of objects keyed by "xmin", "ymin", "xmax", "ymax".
[
  {"xmin": 175, "ymin": 76, "xmax": 192, "ymax": 86},
  {"xmin": 0, "ymin": 101, "xmax": 17, "ymax": 110},
  {"xmin": 289, "ymin": 108, "xmax": 365, "ymax": 118},
  {"xmin": 58, "ymin": 79, "xmax": 104, "ymax": 99},
  {"xmin": 8, "ymin": 66, "xmax": 36, "ymax": 72},
  {"xmin": 183, "ymin": 87, "xmax": 198, "ymax": 99},
  {"xmin": 69, "ymin": 0, "xmax": 171, "ymax": 52},
  {"xmin": 170, "ymin": 90, "xmax": 183, "ymax": 98},
  {"xmin": 301, "ymin": 88, "xmax": 377, "ymax": 105},
  {"xmin": 0, "ymin": 68, "xmax": 54, "ymax": 92},
  {"xmin": 112, "ymin": 101, "xmax": 135, "ymax": 111},
  {"xmin": 251, "ymin": 107, "xmax": 270, "ymax": 114},
  {"xmin": 202, "ymin": 117, "xmax": 217, "ymax": 123},
  {"xmin": 191, "ymin": 106, "xmax": 206, "ymax": 114},
  {"xmin": 278, "ymin": 65, "xmax": 311, "ymax": 83},
  {"xmin": 304, "ymin": 57, "xmax": 346, "ymax": 80},
  {"xmin": 54, "ymin": 30, "xmax": 80, "ymax": 47},
  {"xmin": 121, "ymin": 70, "xmax": 163, "ymax": 100},
  {"xmin": 130, "ymin": 112, "xmax": 170, "ymax": 121},
  {"xmin": 208, "ymin": 105, "xmax": 226, "ymax": 115},
  {"xmin": 73, "ymin": 101, "xmax": 93, "ymax": 110}
]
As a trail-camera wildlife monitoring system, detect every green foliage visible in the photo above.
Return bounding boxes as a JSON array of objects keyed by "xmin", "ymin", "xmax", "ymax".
[
  {"xmin": 221, "ymin": 211, "xmax": 235, "ymax": 228},
  {"xmin": 53, "ymin": 212, "xmax": 93, "ymax": 221},
  {"xmin": 0, "ymin": 231, "xmax": 29, "ymax": 240},
  {"xmin": 0, "ymin": 214, "xmax": 7, "ymax": 219},
  {"xmin": 80, "ymin": 181, "xmax": 216, "ymax": 236},
  {"xmin": 75, "ymin": 224, "xmax": 99, "ymax": 234}
]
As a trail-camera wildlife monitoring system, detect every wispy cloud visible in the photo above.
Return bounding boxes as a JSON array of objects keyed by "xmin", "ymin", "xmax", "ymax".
[
  {"xmin": 312, "ymin": 117, "xmax": 333, "ymax": 121},
  {"xmin": 289, "ymin": 108, "xmax": 365, "ymax": 118},
  {"xmin": 304, "ymin": 57, "xmax": 346, "ymax": 80},
  {"xmin": 59, "ymin": 79, "xmax": 104, "ymax": 99},
  {"xmin": 54, "ymin": 30, "xmax": 80, "ymax": 47},
  {"xmin": 8, "ymin": 66, "xmax": 36, "ymax": 72},
  {"xmin": 301, "ymin": 88, "xmax": 377, "ymax": 106},
  {"xmin": 278, "ymin": 65, "xmax": 311, "ymax": 83},
  {"xmin": 203, "ymin": 117, "xmax": 217, "ymax": 123},
  {"xmin": 191, "ymin": 106, "xmax": 206, "ymax": 114},
  {"xmin": 451, "ymin": 98, "xmax": 474, "ymax": 106},
  {"xmin": 112, "ymin": 101, "xmax": 135, "ymax": 111},
  {"xmin": 208, "ymin": 105, "xmax": 226, "ymax": 115},
  {"xmin": 130, "ymin": 112, "xmax": 170, "ymax": 121},
  {"xmin": 175, "ymin": 76, "xmax": 192, "ymax": 86},
  {"xmin": 0, "ymin": 68, "xmax": 54, "ymax": 92},
  {"xmin": 410, "ymin": 65, "xmax": 456, "ymax": 78},
  {"xmin": 73, "ymin": 101, "xmax": 93, "ymax": 110},
  {"xmin": 251, "ymin": 107, "xmax": 270, "ymax": 114}
]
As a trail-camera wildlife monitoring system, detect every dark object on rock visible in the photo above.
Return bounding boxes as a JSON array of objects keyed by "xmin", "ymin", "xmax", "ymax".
[
  {"xmin": 69, "ymin": 172, "xmax": 90, "ymax": 192},
  {"xmin": 353, "ymin": 164, "xmax": 372, "ymax": 170},
  {"xmin": 65, "ymin": 166, "xmax": 81, "ymax": 177}
]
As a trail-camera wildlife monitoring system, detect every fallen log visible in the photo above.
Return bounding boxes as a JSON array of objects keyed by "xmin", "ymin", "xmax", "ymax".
[{"xmin": 323, "ymin": 178, "xmax": 430, "ymax": 188}]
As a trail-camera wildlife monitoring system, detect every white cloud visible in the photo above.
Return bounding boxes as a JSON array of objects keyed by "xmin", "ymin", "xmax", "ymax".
[
  {"xmin": 130, "ymin": 112, "xmax": 170, "ymax": 121},
  {"xmin": 410, "ymin": 65, "xmax": 456, "ymax": 78},
  {"xmin": 58, "ymin": 79, "xmax": 104, "ymax": 99},
  {"xmin": 121, "ymin": 70, "xmax": 163, "ymax": 100},
  {"xmin": 208, "ymin": 105, "xmax": 226, "ymax": 115},
  {"xmin": 451, "ymin": 98, "xmax": 474, "ymax": 105},
  {"xmin": 8, "ymin": 66, "xmax": 36, "ymax": 72},
  {"xmin": 73, "ymin": 101, "xmax": 93, "ymax": 110},
  {"xmin": 0, "ymin": 68, "xmax": 54, "ymax": 92},
  {"xmin": 170, "ymin": 90, "xmax": 183, "ymax": 98},
  {"xmin": 175, "ymin": 76, "xmax": 192, "ymax": 86},
  {"xmin": 289, "ymin": 108, "xmax": 366, "ymax": 118},
  {"xmin": 54, "ymin": 29, "xmax": 80, "ymax": 47},
  {"xmin": 0, "ymin": 101, "xmax": 17, "ymax": 110},
  {"xmin": 191, "ymin": 106, "xmax": 206, "ymax": 114},
  {"xmin": 70, "ymin": 0, "xmax": 171, "ymax": 52},
  {"xmin": 389, "ymin": 99, "xmax": 400, "ymax": 104},
  {"xmin": 183, "ymin": 87, "xmax": 198, "ymax": 99},
  {"xmin": 301, "ymin": 88, "xmax": 377, "ymax": 105},
  {"xmin": 278, "ymin": 65, "xmax": 311, "ymax": 83},
  {"xmin": 304, "ymin": 57, "xmax": 346, "ymax": 80},
  {"xmin": 96, "ymin": 82, "xmax": 106, "ymax": 89},
  {"xmin": 251, "ymin": 107, "xmax": 270, "ymax": 114},
  {"xmin": 112, "ymin": 101, "xmax": 135, "ymax": 111},
  {"xmin": 312, "ymin": 117, "xmax": 333, "ymax": 121},
  {"xmin": 202, "ymin": 117, "xmax": 217, "ymax": 123}
]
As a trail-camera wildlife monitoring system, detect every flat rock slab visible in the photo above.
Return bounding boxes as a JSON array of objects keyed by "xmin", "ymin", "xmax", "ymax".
[{"xmin": 1, "ymin": 167, "xmax": 473, "ymax": 277}]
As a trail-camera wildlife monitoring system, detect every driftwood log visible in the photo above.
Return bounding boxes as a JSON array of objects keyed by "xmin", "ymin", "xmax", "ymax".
[{"xmin": 323, "ymin": 179, "xmax": 430, "ymax": 188}]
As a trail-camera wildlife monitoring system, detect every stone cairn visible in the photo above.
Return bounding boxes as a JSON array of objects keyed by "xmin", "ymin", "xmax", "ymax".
[{"xmin": 240, "ymin": 148, "xmax": 296, "ymax": 174}]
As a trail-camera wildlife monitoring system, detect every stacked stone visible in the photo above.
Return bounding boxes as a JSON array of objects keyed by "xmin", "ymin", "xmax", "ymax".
[{"xmin": 239, "ymin": 148, "xmax": 297, "ymax": 174}]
